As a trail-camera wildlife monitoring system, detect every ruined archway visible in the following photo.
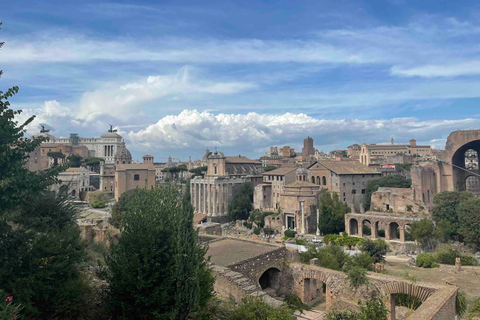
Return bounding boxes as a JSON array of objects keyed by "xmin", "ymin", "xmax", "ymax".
[
  {"xmin": 466, "ymin": 175, "xmax": 480, "ymax": 196},
  {"xmin": 389, "ymin": 222, "xmax": 400, "ymax": 240},
  {"xmin": 362, "ymin": 219, "xmax": 372, "ymax": 236},
  {"xmin": 451, "ymin": 141, "xmax": 480, "ymax": 192},
  {"xmin": 349, "ymin": 218, "xmax": 359, "ymax": 236},
  {"xmin": 381, "ymin": 282, "xmax": 435, "ymax": 320},
  {"xmin": 259, "ymin": 267, "xmax": 281, "ymax": 291}
]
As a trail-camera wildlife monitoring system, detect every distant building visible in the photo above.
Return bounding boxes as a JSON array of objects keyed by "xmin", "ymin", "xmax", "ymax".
[
  {"xmin": 254, "ymin": 166, "xmax": 298, "ymax": 210},
  {"xmin": 55, "ymin": 167, "xmax": 93, "ymax": 200},
  {"xmin": 279, "ymin": 146, "xmax": 296, "ymax": 158},
  {"xmin": 114, "ymin": 163, "xmax": 156, "ymax": 201},
  {"xmin": 191, "ymin": 149, "xmax": 262, "ymax": 222},
  {"xmin": 347, "ymin": 144, "xmax": 361, "ymax": 161},
  {"xmin": 359, "ymin": 139, "xmax": 432, "ymax": 166},
  {"xmin": 302, "ymin": 137, "xmax": 315, "ymax": 157}
]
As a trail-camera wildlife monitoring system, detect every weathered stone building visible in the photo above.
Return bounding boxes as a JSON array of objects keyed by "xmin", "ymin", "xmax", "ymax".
[
  {"xmin": 114, "ymin": 163, "xmax": 156, "ymax": 201},
  {"xmin": 347, "ymin": 143, "xmax": 361, "ymax": 161},
  {"xmin": 359, "ymin": 138, "xmax": 432, "ymax": 166},
  {"xmin": 190, "ymin": 149, "xmax": 262, "ymax": 222},
  {"xmin": 55, "ymin": 167, "xmax": 93, "ymax": 199}
]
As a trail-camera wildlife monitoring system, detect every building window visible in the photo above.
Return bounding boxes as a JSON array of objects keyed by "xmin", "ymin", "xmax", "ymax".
[
  {"xmin": 343, "ymin": 192, "xmax": 345, "ymax": 196},
  {"xmin": 322, "ymin": 176, "xmax": 326, "ymax": 185},
  {"xmin": 352, "ymin": 189, "xmax": 356, "ymax": 194},
  {"xmin": 134, "ymin": 174, "xmax": 140, "ymax": 181},
  {"xmin": 362, "ymin": 189, "xmax": 366, "ymax": 194}
]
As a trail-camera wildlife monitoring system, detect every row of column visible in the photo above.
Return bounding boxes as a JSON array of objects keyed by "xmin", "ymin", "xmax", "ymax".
[
  {"xmin": 191, "ymin": 182, "xmax": 231, "ymax": 216},
  {"xmin": 104, "ymin": 145, "xmax": 115, "ymax": 157}
]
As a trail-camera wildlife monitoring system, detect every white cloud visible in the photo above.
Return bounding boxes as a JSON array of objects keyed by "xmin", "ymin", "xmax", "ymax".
[
  {"xmin": 391, "ymin": 61, "xmax": 480, "ymax": 78},
  {"xmin": 127, "ymin": 109, "xmax": 480, "ymax": 151},
  {"xmin": 76, "ymin": 66, "xmax": 254, "ymax": 121}
]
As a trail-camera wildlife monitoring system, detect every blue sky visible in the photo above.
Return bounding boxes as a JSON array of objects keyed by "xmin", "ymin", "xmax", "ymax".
[{"xmin": 2, "ymin": 0, "xmax": 480, "ymax": 161}]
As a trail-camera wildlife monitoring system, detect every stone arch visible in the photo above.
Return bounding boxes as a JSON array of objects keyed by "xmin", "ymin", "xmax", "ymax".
[
  {"xmin": 362, "ymin": 219, "xmax": 372, "ymax": 237},
  {"xmin": 258, "ymin": 267, "xmax": 281, "ymax": 291},
  {"xmin": 322, "ymin": 176, "xmax": 327, "ymax": 185},
  {"xmin": 388, "ymin": 222, "xmax": 400, "ymax": 240},
  {"xmin": 349, "ymin": 218, "xmax": 359, "ymax": 236},
  {"xmin": 380, "ymin": 282, "xmax": 436, "ymax": 320},
  {"xmin": 465, "ymin": 175, "xmax": 480, "ymax": 196},
  {"xmin": 311, "ymin": 176, "xmax": 315, "ymax": 184},
  {"xmin": 316, "ymin": 176, "xmax": 320, "ymax": 185},
  {"xmin": 451, "ymin": 139, "xmax": 480, "ymax": 192}
]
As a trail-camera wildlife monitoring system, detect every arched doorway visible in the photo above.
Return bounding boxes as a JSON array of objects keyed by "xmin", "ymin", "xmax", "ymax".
[
  {"xmin": 466, "ymin": 175, "xmax": 480, "ymax": 196},
  {"xmin": 71, "ymin": 189, "xmax": 76, "ymax": 197},
  {"xmin": 362, "ymin": 219, "xmax": 372, "ymax": 236},
  {"xmin": 388, "ymin": 222, "xmax": 400, "ymax": 240},
  {"xmin": 259, "ymin": 268, "xmax": 281, "ymax": 291},
  {"xmin": 349, "ymin": 219, "xmax": 359, "ymax": 236},
  {"xmin": 303, "ymin": 278, "xmax": 325, "ymax": 305},
  {"xmin": 452, "ymin": 143, "xmax": 480, "ymax": 192}
]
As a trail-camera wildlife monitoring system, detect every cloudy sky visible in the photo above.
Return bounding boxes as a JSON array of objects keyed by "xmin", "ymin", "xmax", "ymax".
[{"xmin": 2, "ymin": 0, "xmax": 480, "ymax": 161}]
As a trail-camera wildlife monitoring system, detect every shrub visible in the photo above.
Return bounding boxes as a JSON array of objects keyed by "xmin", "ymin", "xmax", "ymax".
[
  {"xmin": 469, "ymin": 298, "xmax": 480, "ymax": 320},
  {"xmin": 378, "ymin": 229, "xmax": 385, "ymax": 237},
  {"xmin": 300, "ymin": 245, "xmax": 350, "ymax": 271},
  {"xmin": 433, "ymin": 247, "xmax": 478, "ymax": 266},
  {"xmin": 363, "ymin": 224, "xmax": 371, "ymax": 236},
  {"xmin": 284, "ymin": 230, "xmax": 296, "ymax": 238},
  {"xmin": 87, "ymin": 191, "xmax": 109, "ymax": 208},
  {"xmin": 263, "ymin": 227, "xmax": 274, "ymax": 235},
  {"xmin": 91, "ymin": 200, "xmax": 105, "ymax": 208},
  {"xmin": 253, "ymin": 227, "xmax": 262, "ymax": 235},
  {"xmin": 243, "ymin": 221, "xmax": 252, "ymax": 229},
  {"xmin": 416, "ymin": 253, "xmax": 439, "ymax": 268},
  {"xmin": 283, "ymin": 294, "xmax": 309, "ymax": 313},
  {"xmin": 348, "ymin": 252, "xmax": 375, "ymax": 271},
  {"xmin": 360, "ymin": 239, "xmax": 389, "ymax": 263},
  {"xmin": 295, "ymin": 239, "xmax": 307, "ymax": 245},
  {"xmin": 456, "ymin": 290, "xmax": 467, "ymax": 317},
  {"xmin": 226, "ymin": 296, "xmax": 293, "ymax": 320}
]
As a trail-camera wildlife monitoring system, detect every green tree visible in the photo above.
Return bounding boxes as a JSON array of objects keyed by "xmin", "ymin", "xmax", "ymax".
[
  {"xmin": 85, "ymin": 157, "xmax": 103, "ymax": 173},
  {"xmin": 0, "ymin": 87, "xmax": 88, "ymax": 318},
  {"xmin": 106, "ymin": 186, "xmax": 213, "ymax": 319},
  {"xmin": 346, "ymin": 266, "xmax": 369, "ymax": 291},
  {"xmin": 263, "ymin": 165, "xmax": 278, "ymax": 172},
  {"xmin": 431, "ymin": 191, "xmax": 475, "ymax": 238},
  {"xmin": 318, "ymin": 191, "xmax": 350, "ymax": 235},
  {"xmin": 360, "ymin": 239, "xmax": 388, "ymax": 263},
  {"xmin": 47, "ymin": 150, "xmax": 66, "ymax": 166},
  {"xmin": 110, "ymin": 189, "xmax": 146, "ymax": 228},
  {"xmin": 67, "ymin": 154, "xmax": 83, "ymax": 167},
  {"xmin": 228, "ymin": 182, "xmax": 254, "ymax": 221},
  {"xmin": 457, "ymin": 197, "xmax": 480, "ymax": 250},
  {"xmin": 409, "ymin": 218, "xmax": 437, "ymax": 250},
  {"xmin": 189, "ymin": 166, "xmax": 208, "ymax": 178},
  {"xmin": 87, "ymin": 191, "xmax": 109, "ymax": 208},
  {"xmin": 175, "ymin": 181, "xmax": 214, "ymax": 319},
  {"xmin": 366, "ymin": 175, "xmax": 411, "ymax": 210}
]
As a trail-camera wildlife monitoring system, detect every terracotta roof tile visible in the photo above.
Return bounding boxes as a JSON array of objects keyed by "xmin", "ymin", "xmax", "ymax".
[{"xmin": 315, "ymin": 160, "xmax": 381, "ymax": 175}]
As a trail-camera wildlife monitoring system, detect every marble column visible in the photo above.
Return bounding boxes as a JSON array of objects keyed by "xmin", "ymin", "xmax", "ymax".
[
  {"xmin": 358, "ymin": 220, "xmax": 363, "ymax": 237},
  {"xmin": 213, "ymin": 184, "xmax": 217, "ymax": 216},
  {"xmin": 371, "ymin": 221, "xmax": 378, "ymax": 239},
  {"xmin": 399, "ymin": 226, "xmax": 405, "ymax": 243},
  {"xmin": 385, "ymin": 223, "xmax": 391, "ymax": 241}
]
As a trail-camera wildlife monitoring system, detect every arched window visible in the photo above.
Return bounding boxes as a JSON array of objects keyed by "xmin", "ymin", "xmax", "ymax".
[
  {"xmin": 322, "ymin": 176, "xmax": 326, "ymax": 185},
  {"xmin": 316, "ymin": 176, "xmax": 320, "ymax": 185},
  {"xmin": 311, "ymin": 176, "xmax": 315, "ymax": 183}
]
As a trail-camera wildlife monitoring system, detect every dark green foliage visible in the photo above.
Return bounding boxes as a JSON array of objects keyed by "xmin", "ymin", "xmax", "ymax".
[
  {"xmin": 228, "ymin": 182, "xmax": 254, "ymax": 221},
  {"xmin": 431, "ymin": 191, "xmax": 475, "ymax": 239},
  {"xmin": 366, "ymin": 175, "xmax": 411, "ymax": 209},
  {"xmin": 300, "ymin": 245, "xmax": 350, "ymax": 271},
  {"xmin": 327, "ymin": 292, "xmax": 388, "ymax": 320},
  {"xmin": 189, "ymin": 166, "xmax": 208, "ymax": 178},
  {"xmin": 248, "ymin": 210, "xmax": 274, "ymax": 228},
  {"xmin": 436, "ymin": 219, "xmax": 457, "ymax": 242},
  {"xmin": 324, "ymin": 234, "xmax": 363, "ymax": 247},
  {"xmin": 110, "ymin": 189, "xmax": 147, "ymax": 228},
  {"xmin": 346, "ymin": 266, "xmax": 369, "ymax": 291},
  {"xmin": 253, "ymin": 227, "xmax": 262, "ymax": 235},
  {"xmin": 410, "ymin": 218, "xmax": 437, "ymax": 250},
  {"xmin": 67, "ymin": 154, "xmax": 83, "ymax": 167},
  {"xmin": 433, "ymin": 247, "xmax": 478, "ymax": 266},
  {"xmin": 283, "ymin": 294, "xmax": 309, "ymax": 313},
  {"xmin": 85, "ymin": 157, "xmax": 103, "ymax": 173},
  {"xmin": 469, "ymin": 297, "xmax": 480, "ymax": 319},
  {"xmin": 318, "ymin": 191, "xmax": 350, "ymax": 235},
  {"xmin": 415, "ymin": 253, "xmax": 439, "ymax": 268},
  {"xmin": 395, "ymin": 163, "xmax": 413, "ymax": 170},
  {"xmin": 394, "ymin": 293, "xmax": 422, "ymax": 310},
  {"xmin": 284, "ymin": 229, "xmax": 296, "ymax": 238},
  {"xmin": 360, "ymin": 239, "xmax": 388, "ymax": 263},
  {"xmin": 243, "ymin": 221, "xmax": 253, "ymax": 229},
  {"xmin": 295, "ymin": 239, "xmax": 307, "ymax": 245},
  {"xmin": 220, "ymin": 296, "xmax": 294, "ymax": 320},
  {"xmin": 348, "ymin": 252, "xmax": 375, "ymax": 271},
  {"xmin": 457, "ymin": 197, "xmax": 480, "ymax": 250},
  {"xmin": 362, "ymin": 224, "xmax": 371, "ymax": 236},
  {"xmin": 378, "ymin": 229, "xmax": 385, "ymax": 237},
  {"xmin": 263, "ymin": 227, "xmax": 274, "ymax": 235},
  {"xmin": 87, "ymin": 191, "xmax": 109, "ymax": 208},
  {"xmin": 1, "ymin": 87, "xmax": 87, "ymax": 318},
  {"xmin": 106, "ymin": 186, "xmax": 214, "ymax": 319},
  {"xmin": 455, "ymin": 290, "xmax": 467, "ymax": 317},
  {"xmin": 263, "ymin": 165, "xmax": 278, "ymax": 172}
]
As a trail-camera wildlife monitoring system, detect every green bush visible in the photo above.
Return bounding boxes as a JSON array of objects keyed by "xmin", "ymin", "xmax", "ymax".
[
  {"xmin": 349, "ymin": 252, "xmax": 375, "ymax": 271},
  {"xmin": 243, "ymin": 221, "xmax": 253, "ymax": 229},
  {"xmin": 295, "ymin": 239, "xmax": 307, "ymax": 245},
  {"xmin": 433, "ymin": 247, "xmax": 478, "ymax": 266},
  {"xmin": 300, "ymin": 245, "xmax": 350, "ymax": 271},
  {"xmin": 253, "ymin": 227, "xmax": 262, "ymax": 235},
  {"xmin": 378, "ymin": 229, "xmax": 385, "ymax": 237},
  {"xmin": 469, "ymin": 297, "xmax": 480, "ymax": 320},
  {"xmin": 91, "ymin": 200, "xmax": 105, "ymax": 208},
  {"xmin": 225, "ymin": 296, "xmax": 293, "ymax": 320},
  {"xmin": 416, "ymin": 253, "xmax": 439, "ymax": 268},
  {"xmin": 263, "ymin": 227, "xmax": 274, "ymax": 235},
  {"xmin": 284, "ymin": 230, "xmax": 296, "ymax": 238},
  {"xmin": 87, "ymin": 191, "xmax": 109, "ymax": 207},
  {"xmin": 360, "ymin": 239, "xmax": 389, "ymax": 263},
  {"xmin": 283, "ymin": 294, "xmax": 309, "ymax": 313},
  {"xmin": 323, "ymin": 234, "xmax": 363, "ymax": 247}
]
